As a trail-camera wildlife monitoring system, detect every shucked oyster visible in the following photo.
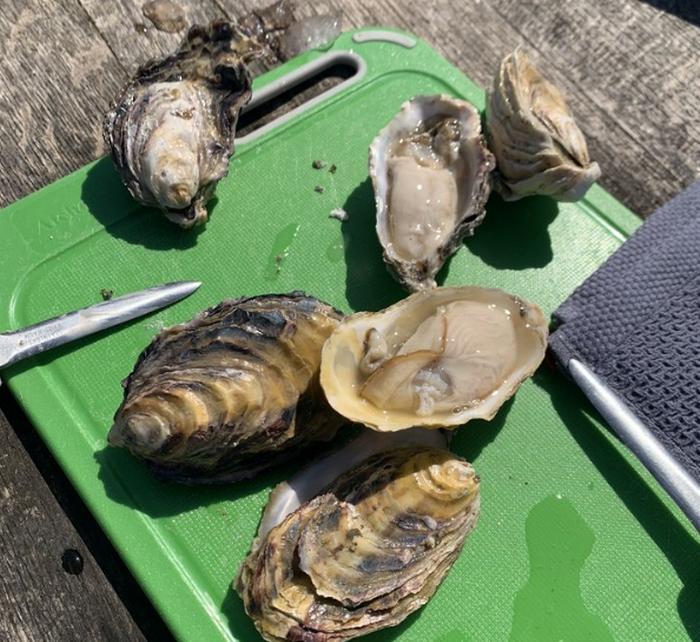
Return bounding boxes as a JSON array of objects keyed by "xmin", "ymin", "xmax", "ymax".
[
  {"xmin": 321, "ymin": 286, "xmax": 548, "ymax": 431},
  {"xmin": 108, "ymin": 293, "xmax": 344, "ymax": 483},
  {"xmin": 104, "ymin": 20, "xmax": 252, "ymax": 228},
  {"xmin": 486, "ymin": 48, "xmax": 601, "ymax": 201},
  {"xmin": 370, "ymin": 95, "xmax": 494, "ymax": 292},
  {"xmin": 237, "ymin": 433, "xmax": 479, "ymax": 642}
]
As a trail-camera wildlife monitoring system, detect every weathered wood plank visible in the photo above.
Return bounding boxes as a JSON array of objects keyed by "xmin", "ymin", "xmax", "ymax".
[
  {"xmin": 0, "ymin": 403, "xmax": 151, "ymax": 641},
  {"xmin": 80, "ymin": 0, "xmax": 223, "ymax": 72},
  {"xmin": 0, "ymin": 0, "xmax": 125, "ymax": 208}
]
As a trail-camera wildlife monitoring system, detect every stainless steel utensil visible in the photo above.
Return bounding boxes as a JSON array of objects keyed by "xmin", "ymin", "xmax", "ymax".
[
  {"xmin": 569, "ymin": 358, "xmax": 700, "ymax": 532},
  {"xmin": 0, "ymin": 281, "xmax": 201, "ymax": 371}
]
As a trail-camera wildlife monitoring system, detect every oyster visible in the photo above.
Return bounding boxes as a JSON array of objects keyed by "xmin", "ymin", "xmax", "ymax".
[
  {"xmin": 237, "ymin": 439, "xmax": 479, "ymax": 641},
  {"xmin": 104, "ymin": 20, "xmax": 253, "ymax": 228},
  {"xmin": 257, "ymin": 427, "xmax": 448, "ymax": 539},
  {"xmin": 320, "ymin": 286, "xmax": 548, "ymax": 431},
  {"xmin": 108, "ymin": 292, "xmax": 344, "ymax": 483},
  {"xmin": 370, "ymin": 95, "xmax": 495, "ymax": 292},
  {"xmin": 486, "ymin": 48, "xmax": 601, "ymax": 201}
]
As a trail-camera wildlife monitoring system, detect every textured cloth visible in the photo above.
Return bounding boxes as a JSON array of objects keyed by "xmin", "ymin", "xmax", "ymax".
[{"xmin": 549, "ymin": 181, "xmax": 700, "ymax": 483}]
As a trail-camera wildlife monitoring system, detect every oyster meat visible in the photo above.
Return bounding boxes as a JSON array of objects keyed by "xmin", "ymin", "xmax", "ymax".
[
  {"xmin": 486, "ymin": 48, "xmax": 601, "ymax": 201},
  {"xmin": 108, "ymin": 292, "xmax": 345, "ymax": 483},
  {"xmin": 237, "ymin": 439, "xmax": 479, "ymax": 642},
  {"xmin": 370, "ymin": 95, "xmax": 494, "ymax": 291},
  {"xmin": 104, "ymin": 20, "xmax": 252, "ymax": 228},
  {"xmin": 321, "ymin": 286, "xmax": 548, "ymax": 431}
]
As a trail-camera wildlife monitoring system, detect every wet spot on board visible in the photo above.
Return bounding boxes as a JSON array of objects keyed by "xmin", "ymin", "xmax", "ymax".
[{"xmin": 509, "ymin": 495, "xmax": 614, "ymax": 641}]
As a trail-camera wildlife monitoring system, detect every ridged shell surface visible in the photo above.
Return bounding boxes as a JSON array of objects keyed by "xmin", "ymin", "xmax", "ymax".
[
  {"xmin": 103, "ymin": 20, "xmax": 252, "ymax": 228},
  {"xmin": 486, "ymin": 48, "xmax": 601, "ymax": 201},
  {"xmin": 237, "ymin": 446, "xmax": 480, "ymax": 641},
  {"xmin": 108, "ymin": 292, "xmax": 344, "ymax": 483}
]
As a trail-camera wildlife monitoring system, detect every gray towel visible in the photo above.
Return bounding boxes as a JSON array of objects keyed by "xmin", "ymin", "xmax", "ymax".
[{"xmin": 549, "ymin": 181, "xmax": 700, "ymax": 484}]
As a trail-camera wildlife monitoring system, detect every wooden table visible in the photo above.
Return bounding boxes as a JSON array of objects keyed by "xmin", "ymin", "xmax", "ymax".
[{"xmin": 0, "ymin": 1, "xmax": 698, "ymax": 639}]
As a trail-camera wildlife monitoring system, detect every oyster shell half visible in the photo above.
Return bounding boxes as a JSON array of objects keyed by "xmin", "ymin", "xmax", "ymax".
[
  {"xmin": 320, "ymin": 286, "xmax": 548, "ymax": 431},
  {"xmin": 237, "ymin": 441, "xmax": 479, "ymax": 642},
  {"xmin": 370, "ymin": 95, "xmax": 494, "ymax": 292},
  {"xmin": 104, "ymin": 20, "xmax": 252, "ymax": 228},
  {"xmin": 486, "ymin": 48, "xmax": 601, "ymax": 201},
  {"xmin": 108, "ymin": 292, "xmax": 344, "ymax": 483}
]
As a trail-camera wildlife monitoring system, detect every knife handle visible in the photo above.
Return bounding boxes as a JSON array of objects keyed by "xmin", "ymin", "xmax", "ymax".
[{"xmin": 0, "ymin": 311, "xmax": 87, "ymax": 368}]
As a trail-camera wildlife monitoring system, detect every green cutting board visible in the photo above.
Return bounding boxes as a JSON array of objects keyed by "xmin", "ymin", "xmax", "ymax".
[{"xmin": 0, "ymin": 28, "xmax": 698, "ymax": 642}]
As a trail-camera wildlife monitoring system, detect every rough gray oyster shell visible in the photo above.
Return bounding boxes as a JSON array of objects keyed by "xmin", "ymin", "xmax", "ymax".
[
  {"xmin": 108, "ymin": 292, "xmax": 345, "ymax": 483},
  {"xmin": 370, "ymin": 95, "xmax": 494, "ymax": 292},
  {"xmin": 486, "ymin": 48, "xmax": 601, "ymax": 201},
  {"xmin": 103, "ymin": 20, "xmax": 252, "ymax": 228},
  {"xmin": 236, "ymin": 438, "xmax": 480, "ymax": 642}
]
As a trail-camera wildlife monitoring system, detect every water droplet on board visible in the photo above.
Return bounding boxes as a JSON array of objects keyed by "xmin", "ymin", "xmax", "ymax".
[
  {"xmin": 265, "ymin": 223, "xmax": 300, "ymax": 280},
  {"xmin": 509, "ymin": 496, "xmax": 614, "ymax": 641},
  {"xmin": 325, "ymin": 239, "xmax": 344, "ymax": 263}
]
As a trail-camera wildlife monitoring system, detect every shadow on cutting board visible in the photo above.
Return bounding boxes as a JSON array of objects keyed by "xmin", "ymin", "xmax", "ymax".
[
  {"xmin": 94, "ymin": 445, "xmax": 294, "ymax": 518},
  {"xmin": 537, "ymin": 370, "xmax": 700, "ymax": 641},
  {"xmin": 465, "ymin": 194, "xmax": 558, "ymax": 271},
  {"xmin": 451, "ymin": 397, "xmax": 515, "ymax": 463},
  {"xmin": 340, "ymin": 178, "xmax": 405, "ymax": 312},
  {"xmin": 93, "ymin": 432, "xmax": 350, "ymax": 519},
  {"xmin": 81, "ymin": 158, "xmax": 209, "ymax": 251}
]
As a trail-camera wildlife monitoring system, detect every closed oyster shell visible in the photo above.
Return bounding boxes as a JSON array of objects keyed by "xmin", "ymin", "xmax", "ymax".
[
  {"xmin": 370, "ymin": 95, "xmax": 494, "ymax": 292},
  {"xmin": 108, "ymin": 292, "xmax": 345, "ymax": 483},
  {"xmin": 486, "ymin": 48, "xmax": 601, "ymax": 201},
  {"xmin": 320, "ymin": 286, "xmax": 548, "ymax": 431},
  {"xmin": 104, "ymin": 20, "xmax": 252, "ymax": 228},
  {"xmin": 236, "ymin": 444, "xmax": 480, "ymax": 642}
]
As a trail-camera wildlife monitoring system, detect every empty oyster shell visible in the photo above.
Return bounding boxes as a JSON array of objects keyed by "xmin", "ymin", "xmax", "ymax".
[
  {"xmin": 108, "ymin": 292, "xmax": 344, "ymax": 482},
  {"xmin": 104, "ymin": 20, "xmax": 252, "ymax": 228},
  {"xmin": 370, "ymin": 95, "xmax": 494, "ymax": 292},
  {"xmin": 486, "ymin": 48, "xmax": 601, "ymax": 201},
  {"xmin": 237, "ymin": 440, "xmax": 479, "ymax": 642},
  {"xmin": 320, "ymin": 286, "xmax": 548, "ymax": 431}
]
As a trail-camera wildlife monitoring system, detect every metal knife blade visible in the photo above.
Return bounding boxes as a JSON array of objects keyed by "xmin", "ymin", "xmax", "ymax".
[{"xmin": 0, "ymin": 281, "xmax": 201, "ymax": 370}]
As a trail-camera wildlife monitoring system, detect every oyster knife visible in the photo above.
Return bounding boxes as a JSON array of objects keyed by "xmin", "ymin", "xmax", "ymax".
[{"xmin": 0, "ymin": 281, "xmax": 201, "ymax": 371}]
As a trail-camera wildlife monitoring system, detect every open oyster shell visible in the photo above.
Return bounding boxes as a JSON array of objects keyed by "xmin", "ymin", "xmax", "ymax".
[
  {"xmin": 486, "ymin": 48, "xmax": 601, "ymax": 202},
  {"xmin": 237, "ymin": 439, "xmax": 479, "ymax": 642},
  {"xmin": 108, "ymin": 292, "xmax": 345, "ymax": 483},
  {"xmin": 370, "ymin": 95, "xmax": 494, "ymax": 292},
  {"xmin": 104, "ymin": 20, "xmax": 252, "ymax": 228},
  {"xmin": 320, "ymin": 286, "xmax": 548, "ymax": 431}
]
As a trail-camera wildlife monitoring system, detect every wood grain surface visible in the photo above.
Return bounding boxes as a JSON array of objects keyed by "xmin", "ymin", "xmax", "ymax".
[
  {"xmin": 0, "ymin": 394, "xmax": 163, "ymax": 641},
  {"xmin": 0, "ymin": 0, "xmax": 698, "ymax": 639}
]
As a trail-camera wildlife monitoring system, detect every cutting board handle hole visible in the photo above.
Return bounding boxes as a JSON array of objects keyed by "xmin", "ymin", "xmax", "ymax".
[{"xmin": 236, "ymin": 54, "xmax": 361, "ymax": 140}]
